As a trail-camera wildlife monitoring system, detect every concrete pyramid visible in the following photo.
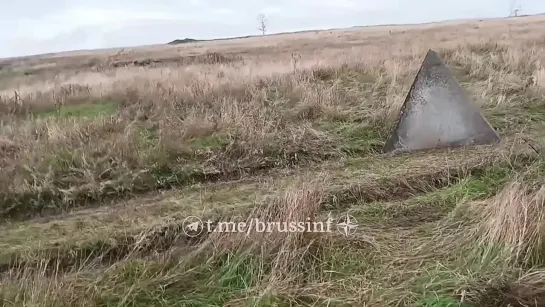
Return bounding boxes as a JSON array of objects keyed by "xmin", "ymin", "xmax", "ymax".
[{"xmin": 382, "ymin": 49, "xmax": 500, "ymax": 154}]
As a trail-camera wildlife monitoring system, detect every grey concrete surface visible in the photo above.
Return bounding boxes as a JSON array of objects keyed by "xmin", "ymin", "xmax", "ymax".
[{"xmin": 382, "ymin": 49, "xmax": 500, "ymax": 154}]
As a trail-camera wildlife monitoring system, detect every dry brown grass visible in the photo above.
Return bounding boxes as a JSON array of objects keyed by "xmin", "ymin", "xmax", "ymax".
[
  {"xmin": 477, "ymin": 180, "xmax": 545, "ymax": 266},
  {"xmin": 1, "ymin": 14, "xmax": 545, "ymax": 307}
]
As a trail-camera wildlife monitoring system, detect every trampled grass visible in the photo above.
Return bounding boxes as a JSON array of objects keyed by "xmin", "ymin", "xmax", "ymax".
[{"xmin": 0, "ymin": 14, "xmax": 545, "ymax": 306}]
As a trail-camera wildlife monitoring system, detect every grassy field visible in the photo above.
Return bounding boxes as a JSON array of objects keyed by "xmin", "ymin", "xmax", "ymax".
[{"xmin": 1, "ymin": 14, "xmax": 545, "ymax": 307}]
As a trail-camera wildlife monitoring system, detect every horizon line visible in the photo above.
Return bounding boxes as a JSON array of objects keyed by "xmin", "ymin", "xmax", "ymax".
[{"xmin": 2, "ymin": 12, "xmax": 544, "ymax": 61}]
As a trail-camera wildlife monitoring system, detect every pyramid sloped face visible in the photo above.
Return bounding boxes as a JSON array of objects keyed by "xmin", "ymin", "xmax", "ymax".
[{"xmin": 382, "ymin": 49, "xmax": 500, "ymax": 154}]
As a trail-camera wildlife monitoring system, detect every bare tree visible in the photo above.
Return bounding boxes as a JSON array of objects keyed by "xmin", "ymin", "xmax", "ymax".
[
  {"xmin": 257, "ymin": 13, "xmax": 267, "ymax": 35},
  {"xmin": 509, "ymin": 0, "xmax": 521, "ymax": 16}
]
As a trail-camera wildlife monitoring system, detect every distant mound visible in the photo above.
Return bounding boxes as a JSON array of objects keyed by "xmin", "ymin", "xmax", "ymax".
[
  {"xmin": 168, "ymin": 38, "xmax": 201, "ymax": 45},
  {"xmin": 167, "ymin": 35, "xmax": 255, "ymax": 45}
]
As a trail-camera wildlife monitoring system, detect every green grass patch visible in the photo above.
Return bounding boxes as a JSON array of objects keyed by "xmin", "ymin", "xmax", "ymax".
[
  {"xmin": 314, "ymin": 120, "xmax": 383, "ymax": 154},
  {"xmin": 405, "ymin": 244, "xmax": 515, "ymax": 307},
  {"xmin": 133, "ymin": 123, "xmax": 160, "ymax": 151},
  {"xmin": 411, "ymin": 166, "xmax": 512, "ymax": 204},
  {"xmin": 189, "ymin": 133, "xmax": 231, "ymax": 149},
  {"xmin": 486, "ymin": 104, "xmax": 545, "ymax": 134},
  {"xmin": 90, "ymin": 251, "xmax": 272, "ymax": 307},
  {"xmin": 0, "ymin": 68, "xmax": 31, "ymax": 80},
  {"xmin": 31, "ymin": 100, "xmax": 118, "ymax": 119},
  {"xmin": 348, "ymin": 166, "xmax": 512, "ymax": 227},
  {"xmin": 416, "ymin": 297, "xmax": 471, "ymax": 307},
  {"xmin": 319, "ymin": 245, "xmax": 382, "ymax": 281}
]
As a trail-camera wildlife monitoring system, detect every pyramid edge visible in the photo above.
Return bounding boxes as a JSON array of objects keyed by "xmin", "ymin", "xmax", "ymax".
[{"xmin": 382, "ymin": 49, "xmax": 435, "ymax": 153}]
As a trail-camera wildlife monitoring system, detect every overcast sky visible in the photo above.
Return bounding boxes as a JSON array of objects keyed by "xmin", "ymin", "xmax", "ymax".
[{"xmin": 2, "ymin": 0, "xmax": 544, "ymax": 59}]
